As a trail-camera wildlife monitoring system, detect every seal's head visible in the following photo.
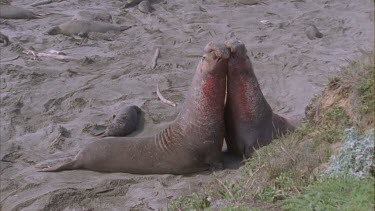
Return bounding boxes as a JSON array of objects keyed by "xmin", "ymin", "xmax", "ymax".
[
  {"xmin": 127, "ymin": 104, "xmax": 142, "ymax": 115},
  {"xmin": 199, "ymin": 41, "xmax": 230, "ymax": 76},
  {"xmin": 46, "ymin": 26, "xmax": 61, "ymax": 35},
  {"xmin": 225, "ymin": 39, "xmax": 252, "ymax": 73}
]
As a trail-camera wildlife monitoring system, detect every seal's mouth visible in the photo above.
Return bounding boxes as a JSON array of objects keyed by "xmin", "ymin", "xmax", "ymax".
[
  {"xmin": 204, "ymin": 42, "xmax": 230, "ymax": 60},
  {"xmin": 225, "ymin": 39, "xmax": 247, "ymax": 56},
  {"xmin": 46, "ymin": 27, "xmax": 59, "ymax": 35}
]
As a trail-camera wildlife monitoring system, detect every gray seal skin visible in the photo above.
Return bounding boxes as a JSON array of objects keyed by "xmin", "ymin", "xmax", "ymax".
[
  {"xmin": 0, "ymin": 32, "xmax": 10, "ymax": 46},
  {"xmin": 138, "ymin": 0, "xmax": 153, "ymax": 14},
  {"xmin": 0, "ymin": 5, "xmax": 40, "ymax": 19},
  {"xmin": 224, "ymin": 39, "xmax": 295, "ymax": 158},
  {"xmin": 124, "ymin": 0, "xmax": 143, "ymax": 8},
  {"xmin": 72, "ymin": 11, "xmax": 112, "ymax": 23},
  {"xmin": 99, "ymin": 105, "xmax": 142, "ymax": 137},
  {"xmin": 47, "ymin": 20, "xmax": 131, "ymax": 36},
  {"xmin": 305, "ymin": 24, "xmax": 323, "ymax": 40},
  {"xmin": 36, "ymin": 42, "xmax": 229, "ymax": 174}
]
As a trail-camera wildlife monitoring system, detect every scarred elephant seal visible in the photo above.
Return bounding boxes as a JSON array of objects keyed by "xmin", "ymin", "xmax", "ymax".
[
  {"xmin": 224, "ymin": 39, "xmax": 295, "ymax": 158},
  {"xmin": 36, "ymin": 41, "xmax": 229, "ymax": 174}
]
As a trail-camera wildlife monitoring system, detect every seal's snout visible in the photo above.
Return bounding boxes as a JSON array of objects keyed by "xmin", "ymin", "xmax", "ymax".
[
  {"xmin": 225, "ymin": 39, "xmax": 247, "ymax": 56},
  {"xmin": 204, "ymin": 42, "xmax": 230, "ymax": 60},
  {"xmin": 47, "ymin": 26, "xmax": 60, "ymax": 35}
]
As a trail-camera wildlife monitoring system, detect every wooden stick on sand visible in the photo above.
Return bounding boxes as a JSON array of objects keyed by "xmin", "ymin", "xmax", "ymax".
[
  {"xmin": 156, "ymin": 84, "xmax": 177, "ymax": 107},
  {"xmin": 151, "ymin": 47, "xmax": 160, "ymax": 69},
  {"xmin": 22, "ymin": 49, "xmax": 75, "ymax": 61}
]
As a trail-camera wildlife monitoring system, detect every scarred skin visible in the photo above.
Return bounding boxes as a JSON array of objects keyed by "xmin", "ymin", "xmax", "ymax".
[
  {"xmin": 225, "ymin": 39, "xmax": 295, "ymax": 158},
  {"xmin": 36, "ymin": 42, "xmax": 229, "ymax": 174}
]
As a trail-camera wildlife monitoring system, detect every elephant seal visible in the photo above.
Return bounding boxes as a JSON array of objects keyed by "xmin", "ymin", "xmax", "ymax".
[
  {"xmin": 305, "ymin": 24, "xmax": 323, "ymax": 40},
  {"xmin": 138, "ymin": 0, "xmax": 153, "ymax": 14},
  {"xmin": 47, "ymin": 20, "xmax": 131, "ymax": 36},
  {"xmin": 0, "ymin": 5, "xmax": 41, "ymax": 19},
  {"xmin": 72, "ymin": 11, "xmax": 112, "ymax": 23},
  {"xmin": 224, "ymin": 39, "xmax": 295, "ymax": 158},
  {"xmin": 123, "ymin": 0, "xmax": 143, "ymax": 8},
  {"xmin": 0, "ymin": 32, "xmax": 10, "ymax": 46},
  {"xmin": 36, "ymin": 41, "xmax": 229, "ymax": 174},
  {"xmin": 95, "ymin": 105, "xmax": 142, "ymax": 137}
]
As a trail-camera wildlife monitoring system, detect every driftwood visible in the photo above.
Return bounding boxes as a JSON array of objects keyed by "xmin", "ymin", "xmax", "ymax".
[
  {"xmin": 151, "ymin": 47, "xmax": 160, "ymax": 69},
  {"xmin": 22, "ymin": 49, "xmax": 75, "ymax": 61},
  {"xmin": 156, "ymin": 84, "xmax": 177, "ymax": 107}
]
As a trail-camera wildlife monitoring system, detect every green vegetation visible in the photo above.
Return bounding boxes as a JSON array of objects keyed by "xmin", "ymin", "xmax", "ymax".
[
  {"xmin": 169, "ymin": 53, "xmax": 374, "ymax": 211},
  {"xmin": 169, "ymin": 193, "xmax": 211, "ymax": 211},
  {"xmin": 356, "ymin": 65, "xmax": 375, "ymax": 121},
  {"xmin": 324, "ymin": 128, "xmax": 374, "ymax": 178},
  {"xmin": 282, "ymin": 175, "xmax": 374, "ymax": 211}
]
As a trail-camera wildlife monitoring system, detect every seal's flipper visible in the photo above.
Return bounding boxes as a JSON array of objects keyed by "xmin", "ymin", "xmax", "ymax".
[
  {"xmin": 93, "ymin": 131, "xmax": 105, "ymax": 137},
  {"xmin": 120, "ymin": 26, "xmax": 132, "ymax": 31},
  {"xmin": 36, "ymin": 158, "xmax": 77, "ymax": 172}
]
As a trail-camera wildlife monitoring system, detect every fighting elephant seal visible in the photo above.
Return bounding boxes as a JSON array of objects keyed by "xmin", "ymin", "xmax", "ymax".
[
  {"xmin": 95, "ymin": 105, "xmax": 142, "ymax": 137},
  {"xmin": 36, "ymin": 42, "xmax": 229, "ymax": 174},
  {"xmin": 0, "ymin": 5, "xmax": 41, "ymax": 19},
  {"xmin": 224, "ymin": 39, "xmax": 295, "ymax": 158},
  {"xmin": 47, "ymin": 20, "xmax": 131, "ymax": 36}
]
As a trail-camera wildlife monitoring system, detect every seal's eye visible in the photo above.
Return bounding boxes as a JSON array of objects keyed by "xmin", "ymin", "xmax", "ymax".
[{"xmin": 201, "ymin": 55, "xmax": 206, "ymax": 62}]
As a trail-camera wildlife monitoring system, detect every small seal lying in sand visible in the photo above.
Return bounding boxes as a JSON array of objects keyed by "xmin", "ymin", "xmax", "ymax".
[
  {"xmin": 237, "ymin": 0, "xmax": 262, "ymax": 5},
  {"xmin": 72, "ymin": 11, "xmax": 112, "ymax": 23},
  {"xmin": 47, "ymin": 20, "xmax": 131, "ymax": 36},
  {"xmin": 138, "ymin": 0, "xmax": 153, "ymax": 14},
  {"xmin": 305, "ymin": 24, "xmax": 323, "ymax": 40},
  {"xmin": 96, "ymin": 105, "xmax": 142, "ymax": 137},
  {"xmin": 0, "ymin": 5, "xmax": 41, "ymax": 19},
  {"xmin": 36, "ymin": 41, "xmax": 229, "ymax": 174},
  {"xmin": 224, "ymin": 39, "xmax": 295, "ymax": 158},
  {"xmin": 0, "ymin": 32, "xmax": 10, "ymax": 46},
  {"xmin": 123, "ymin": 0, "xmax": 143, "ymax": 8}
]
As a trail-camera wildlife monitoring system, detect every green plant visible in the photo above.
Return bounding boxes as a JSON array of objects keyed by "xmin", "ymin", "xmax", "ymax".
[
  {"xmin": 356, "ymin": 66, "xmax": 375, "ymax": 119},
  {"xmin": 317, "ymin": 105, "xmax": 350, "ymax": 143},
  {"xmin": 325, "ymin": 105, "xmax": 349, "ymax": 126},
  {"xmin": 220, "ymin": 205, "xmax": 253, "ymax": 211},
  {"xmin": 169, "ymin": 193, "xmax": 210, "ymax": 211},
  {"xmin": 282, "ymin": 175, "xmax": 374, "ymax": 211},
  {"xmin": 324, "ymin": 128, "xmax": 374, "ymax": 178},
  {"xmin": 216, "ymin": 180, "xmax": 243, "ymax": 202},
  {"xmin": 257, "ymin": 173, "xmax": 296, "ymax": 202}
]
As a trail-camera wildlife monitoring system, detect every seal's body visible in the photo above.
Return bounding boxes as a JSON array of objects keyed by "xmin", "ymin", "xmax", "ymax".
[
  {"xmin": 47, "ymin": 20, "xmax": 130, "ymax": 36},
  {"xmin": 0, "ymin": 32, "xmax": 10, "ymax": 46},
  {"xmin": 37, "ymin": 42, "xmax": 229, "ymax": 174},
  {"xmin": 225, "ymin": 40, "xmax": 295, "ymax": 158},
  {"xmin": 72, "ymin": 11, "xmax": 112, "ymax": 23},
  {"xmin": 99, "ymin": 105, "xmax": 141, "ymax": 137},
  {"xmin": 0, "ymin": 5, "xmax": 40, "ymax": 19}
]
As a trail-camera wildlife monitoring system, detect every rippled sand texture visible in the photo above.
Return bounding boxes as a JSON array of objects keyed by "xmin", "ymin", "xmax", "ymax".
[{"xmin": 0, "ymin": 0, "xmax": 373, "ymax": 210}]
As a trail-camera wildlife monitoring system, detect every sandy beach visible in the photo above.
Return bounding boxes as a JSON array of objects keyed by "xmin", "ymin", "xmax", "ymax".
[{"xmin": 0, "ymin": 0, "xmax": 373, "ymax": 210}]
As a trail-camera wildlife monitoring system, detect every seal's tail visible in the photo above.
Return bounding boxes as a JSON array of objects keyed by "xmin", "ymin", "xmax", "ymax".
[
  {"xmin": 35, "ymin": 158, "xmax": 77, "ymax": 172},
  {"xmin": 120, "ymin": 26, "xmax": 132, "ymax": 31},
  {"xmin": 271, "ymin": 113, "xmax": 296, "ymax": 138}
]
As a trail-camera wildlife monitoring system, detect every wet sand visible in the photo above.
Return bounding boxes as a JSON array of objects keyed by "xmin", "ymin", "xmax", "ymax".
[{"xmin": 0, "ymin": 0, "xmax": 373, "ymax": 210}]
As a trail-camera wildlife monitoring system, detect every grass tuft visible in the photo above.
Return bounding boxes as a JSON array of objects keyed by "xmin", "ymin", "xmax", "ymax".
[{"xmin": 282, "ymin": 175, "xmax": 374, "ymax": 211}]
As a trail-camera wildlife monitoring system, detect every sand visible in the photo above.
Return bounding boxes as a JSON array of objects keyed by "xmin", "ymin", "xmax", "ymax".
[{"xmin": 0, "ymin": 0, "xmax": 373, "ymax": 210}]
